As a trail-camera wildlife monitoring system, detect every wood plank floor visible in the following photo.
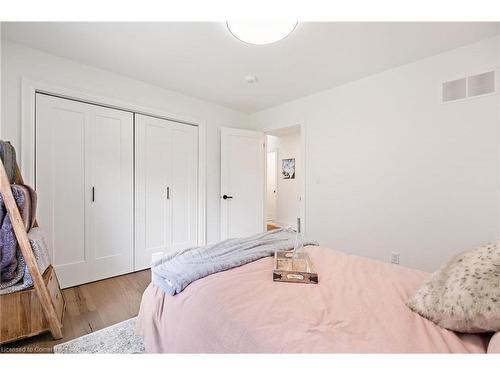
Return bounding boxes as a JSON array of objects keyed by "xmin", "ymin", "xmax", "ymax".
[{"xmin": 1, "ymin": 269, "xmax": 151, "ymax": 353}]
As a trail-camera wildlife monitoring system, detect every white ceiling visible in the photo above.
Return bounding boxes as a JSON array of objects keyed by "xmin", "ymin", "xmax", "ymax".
[{"xmin": 2, "ymin": 22, "xmax": 499, "ymax": 113}]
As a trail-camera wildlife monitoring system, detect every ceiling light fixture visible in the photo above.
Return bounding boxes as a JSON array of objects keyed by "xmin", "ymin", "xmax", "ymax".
[{"xmin": 227, "ymin": 21, "xmax": 298, "ymax": 45}]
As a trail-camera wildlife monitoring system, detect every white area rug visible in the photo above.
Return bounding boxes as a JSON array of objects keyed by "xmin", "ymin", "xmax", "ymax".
[{"xmin": 53, "ymin": 317, "xmax": 145, "ymax": 354}]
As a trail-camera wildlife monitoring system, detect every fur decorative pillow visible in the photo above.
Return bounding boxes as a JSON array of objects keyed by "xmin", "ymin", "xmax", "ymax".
[{"xmin": 407, "ymin": 243, "xmax": 500, "ymax": 333}]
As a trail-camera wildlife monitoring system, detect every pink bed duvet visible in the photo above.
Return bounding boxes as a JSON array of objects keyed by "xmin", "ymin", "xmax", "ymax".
[{"xmin": 136, "ymin": 246, "xmax": 490, "ymax": 353}]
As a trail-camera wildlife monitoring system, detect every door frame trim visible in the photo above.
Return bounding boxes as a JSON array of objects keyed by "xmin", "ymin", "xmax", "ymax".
[
  {"xmin": 21, "ymin": 77, "xmax": 207, "ymax": 247},
  {"xmin": 266, "ymin": 150, "xmax": 278, "ymax": 223},
  {"xmin": 263, "ymin": 123, "xmax": 306, "ymax": 236}
]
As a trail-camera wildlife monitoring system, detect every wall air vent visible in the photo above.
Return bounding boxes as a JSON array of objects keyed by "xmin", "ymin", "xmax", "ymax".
[
  {"xmin": 467, "ymin": 71, "xmax": 495, "ymax": 98},
  {"xmin": 442, "ymin": 78, "xmax": 466, "ymax": 102},
  {"xmin": 442, "ymin": 70, "xmax": 496, "ymax": 104}
]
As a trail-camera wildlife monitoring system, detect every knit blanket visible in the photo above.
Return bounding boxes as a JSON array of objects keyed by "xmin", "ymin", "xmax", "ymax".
[
  {"xmin": 0, "ymin": 227, "xmax": 51, "ymax": 295},
  {"xmin": 0, "ymin": 140, "xmax": 49, "ymax": 294},
  {"xmin": 152, "ymin": 228, "xmax": 318, "ymax": 296},
  {"xmin": 0, "ymin": 185, "xmax": 37, "ymax": 283}
]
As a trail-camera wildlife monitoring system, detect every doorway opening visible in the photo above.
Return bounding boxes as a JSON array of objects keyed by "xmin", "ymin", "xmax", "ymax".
[{"xmin": 265, "ymin": 125, "xmax": 302, "ymax": 232}]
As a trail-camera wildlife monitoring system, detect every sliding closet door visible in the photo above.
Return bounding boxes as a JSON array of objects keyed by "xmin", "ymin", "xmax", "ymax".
[
  {"xmin": 36, "ymin": 93, "xmax": 133, "ymax": 288},
  {"xmin": 135, "ymin": 114, "xmax": 198, "ymax": 271}
]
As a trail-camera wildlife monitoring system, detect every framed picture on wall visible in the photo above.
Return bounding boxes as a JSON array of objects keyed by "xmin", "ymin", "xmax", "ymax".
[{"xmin": 282, "ymin": 158, "xmax": 295, "ymax": 179}]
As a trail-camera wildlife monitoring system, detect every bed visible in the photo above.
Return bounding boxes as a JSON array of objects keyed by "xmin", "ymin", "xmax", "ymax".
[{"xmin": 136, "ymin": 246, "xmax": 491, "ymax": 353}]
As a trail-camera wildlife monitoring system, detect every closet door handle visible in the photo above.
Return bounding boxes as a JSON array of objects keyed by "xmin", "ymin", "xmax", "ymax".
[
  {"xmin": 166, "ymin": 186, "xmax": 170, "ymax": 200},
  {"xmin": 92, "ymin": 187, "xmax": 95, "ymax": 202}
]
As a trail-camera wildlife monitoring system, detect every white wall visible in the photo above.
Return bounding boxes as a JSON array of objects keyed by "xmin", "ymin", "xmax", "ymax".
[
  {"xmin": 277, "ymin": 132, "xmax": 300, "ymax": 228},
  {"xmin": 252, "ymin": 36, "xmax": 500, "ymax": 272},
  {"xmin": 0, "ymin": 40, "xmax": 252, "ymax": 245},
  {"xmin": 2, "ymin": 35, "xmax": 498, "ymax": 272},
  {"xmin": 498, "ymin": 36, "xmax": 500, "ymax": 243},
  {"xmin": 266, "ymin": 131, "xmax": 301, "ymax": 228}
]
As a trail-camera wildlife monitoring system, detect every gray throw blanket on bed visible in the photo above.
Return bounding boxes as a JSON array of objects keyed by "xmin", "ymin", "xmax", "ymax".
[{"xmin": 152, "ymin": 228, "xmax": 318, "ymax": 296}]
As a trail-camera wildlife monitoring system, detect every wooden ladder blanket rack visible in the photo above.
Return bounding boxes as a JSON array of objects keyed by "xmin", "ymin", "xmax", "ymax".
[{"xmin": 0, "ymin": 157, "xmax": 65, "ymax": 345}]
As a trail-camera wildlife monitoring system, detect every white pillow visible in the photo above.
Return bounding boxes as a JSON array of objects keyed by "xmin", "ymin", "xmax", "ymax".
[{"xmin": 407, "ymin": 243, "xmax": 500, "ymax": 333}]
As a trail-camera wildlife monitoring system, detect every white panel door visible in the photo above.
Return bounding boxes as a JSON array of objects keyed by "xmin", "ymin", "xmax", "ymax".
[
  {"xmin": 220, "ymin": 128, "xmax": 265, "ymax": 240},
  {"xmin": 36, "ymin": 94, "xmax": 133, "ymax": 287},
  {"xmin": 170, "ymin": 122, "xmax": 198, "ymax": 252},
  {"xmin": 36, "ymin": 94, "xmax": 88, "ymax": 285},
  {"xmin": 88, "ymin": 106, "xmax": 134, "ymax": 282},
  {"xmin": 135, "ymin": 114, "xmax": 198, "ymax": 270}
]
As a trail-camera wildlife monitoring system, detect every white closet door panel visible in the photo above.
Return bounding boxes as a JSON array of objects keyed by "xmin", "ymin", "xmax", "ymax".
[
  {"xmin": 35, "ymin": 94, "xmax": 89, "ymax": 286},
  {"xmin": 170, "ymin": 123, "xmax": 198, "ymax": 251},
  {"xmin": 36, "ymin": 93, "xmax": 133, "ymax": 288},
  {"xmin": 135, "ymin": 114, "xmax": 172, "ymax": 270},
  {"xmin": 144, "ymin": 122, "xmax": 170, "ymax": 251},
  {"xmin": 135, "ymin": 114, "xmax": 198, "ymax": 271},
  {"xmin": 90, "ymin": 108, "xmax": 134, "ymax": 279}
]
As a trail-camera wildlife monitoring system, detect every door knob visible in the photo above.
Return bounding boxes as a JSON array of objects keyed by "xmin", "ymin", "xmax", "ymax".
[{"xmin": 222, "ymin": 194, "xmax": 233, "ymax": 200}]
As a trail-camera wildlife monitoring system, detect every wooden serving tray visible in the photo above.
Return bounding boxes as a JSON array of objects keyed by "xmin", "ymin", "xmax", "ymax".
[{"xmin": 273, "ymin": 250, "xmax": 318, "ymax": 284}]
